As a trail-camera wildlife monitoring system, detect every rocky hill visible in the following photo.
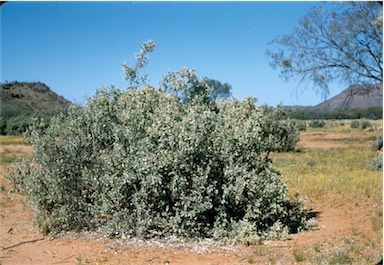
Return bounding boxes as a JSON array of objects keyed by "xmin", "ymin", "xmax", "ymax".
[
  {"xmin": 315, "ymin": 83, "xmax": 383, "ymax": 110},
  {"xmin": 1, "ymin": 81, "xmax": 72, "ymax": 118}
]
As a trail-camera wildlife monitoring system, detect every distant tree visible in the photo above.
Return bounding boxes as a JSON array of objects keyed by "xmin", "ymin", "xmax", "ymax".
[
  {"xmin": 163, "ymin": 74, "xmax": 233, "ymax": 103},
  {"xmin": 161, "ymin": 71, "xmax": 233, "ymax": 105},
  {"xmin": 161, "ymin": 67, "xmax": 213, "ymax": 105},
  {"xmin": 267, "ymin": 2, "xmax": 383, "ymax": 99},
  {"xmin": 203, "ymin": 78, "xmax": 232, "ymax": 100}
]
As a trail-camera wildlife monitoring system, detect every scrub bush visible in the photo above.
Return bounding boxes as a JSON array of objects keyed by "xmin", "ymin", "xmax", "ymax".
[
  {"xmin": 359, "ymin": 119, "xmax": 371, "ymax": 130},
  {"xmin": 309, "ymin": 120, "xmax": 326, "ymax": 128},
  {"xmin": 260, "ymin": 106, "xmax": 300, "ymax": 152},
  {"xmin": 350, "ymin": 120, "xmax": 360, "ymax": 128},
  {"xmin": 373, "ymin": 154, "xmax": 383, "ymax": 170},
  {"xmin": 295, "ymin": 120, "xmax": 307, "ymax": 131},
  {"xmin": 9, "ymin": 41, "xmax": 307, "ymax": 243},
  {"xmin": 350, "ymin": 119, "xmax": 372, "ymax": 130}
]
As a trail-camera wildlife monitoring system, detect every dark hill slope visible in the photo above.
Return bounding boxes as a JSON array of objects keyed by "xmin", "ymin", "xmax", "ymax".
[
  {"xmin": 1, "ymin": 81, "xmax": 72, "ymax": 118},
  {"xmin": 315, "ymin": 83, "xmax": 382, "ymax": 110}
]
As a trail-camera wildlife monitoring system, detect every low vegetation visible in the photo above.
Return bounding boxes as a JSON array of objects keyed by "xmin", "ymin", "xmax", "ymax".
[
  {"xmin": 274, "ymin": 147, "xmax": 382, "ymax": 203},
  {"xmin": 286, "ymin": 106, "xmax": 382, "ymax": 121},
  {"xmin": 0, "ymin": 114, "xmax": 52, "ymax": 136},
  {"xmin": 244, "ymin": 124, "xmax": 382, "ymax": 264},
  {"xmin": 274, "ymin": 126, "xmax": 383, "ymax": 263}
]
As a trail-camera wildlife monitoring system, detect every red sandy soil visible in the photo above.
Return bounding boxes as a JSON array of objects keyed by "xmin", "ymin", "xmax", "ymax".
[
  {"xmin": 0, "ymin": 135, "xmax": 382, "ymax": 265},
  {"xmin": 298, "ymin": 130, "xmax": 377, "ymax": 149}
]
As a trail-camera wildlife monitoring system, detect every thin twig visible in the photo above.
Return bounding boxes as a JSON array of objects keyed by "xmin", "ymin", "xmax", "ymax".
[
  {"xmin": 0, "ymin": 237, "xmax": 45, "ymax": 250},
  {"xmin": 52, "ymin": 255, "xmax": 74, "ymax": 264}
]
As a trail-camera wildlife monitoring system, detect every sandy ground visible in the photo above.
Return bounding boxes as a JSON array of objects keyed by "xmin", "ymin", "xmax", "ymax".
[{"xmin": 0, "ymin": 132, "xmax": 382, "ymax": 265}]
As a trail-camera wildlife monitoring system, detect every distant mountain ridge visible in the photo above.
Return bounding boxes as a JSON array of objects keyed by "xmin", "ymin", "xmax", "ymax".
[
  {"xmin": 1, "ymin": 81, "xmax": 72, "ymax": 118},
  {"xmin": 315, "ymin": 83, "xmax": 383, "ymax": 110},
  {"xmin": 285, "ymin": 83, "xmax": 383, "ymax": 110},
  {"xmin": 1, "ymin": 81, "xmax": 382, "ymax": 118}
]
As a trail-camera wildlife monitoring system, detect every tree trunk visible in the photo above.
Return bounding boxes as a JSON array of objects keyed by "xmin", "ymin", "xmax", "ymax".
[{"xmin": 371, "ymin": 124, "xmax": 383, "ymax": 151}]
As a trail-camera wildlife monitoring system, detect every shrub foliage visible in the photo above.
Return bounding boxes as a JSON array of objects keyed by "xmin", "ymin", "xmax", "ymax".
[
  {"xmin": 260, "ymin": 105, "xmax": 300, "ymax": 152},
  {"xmin": 9, "ymin": 41, "xmax": 307, "ymax": 242}
]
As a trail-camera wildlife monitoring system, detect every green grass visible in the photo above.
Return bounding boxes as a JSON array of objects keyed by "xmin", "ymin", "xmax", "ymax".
[
  {"xmin": 1, "ymin": 155, "xmax": 18, "ymax": 163},
  {"xmin": 292, "ymin": 249, "xmax": 306, "ymax": 262}
]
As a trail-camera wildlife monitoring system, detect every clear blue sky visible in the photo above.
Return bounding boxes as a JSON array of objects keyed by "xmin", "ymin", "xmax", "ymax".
[{"xmin": 1, "ymin": 1, "xmax": 343, "ymax": 106}]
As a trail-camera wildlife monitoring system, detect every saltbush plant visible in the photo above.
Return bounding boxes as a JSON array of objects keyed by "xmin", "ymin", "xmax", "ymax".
[
  {"xmin": 9, "ymin": 41, "xmax": 307, "ymax": 243},
  {"xmin": 350, "ymin": 120, "xmax": 360, "ymax": 129},
  {"xmin": 359, "ymin": 119, "xmax": 371, "ymax": 130},
  {"xmin": 259, "ymin": 105, "xmax": 300, "ymax": 152},
  {"xmin": 373, "ymin": 154, "xmax": 383, "ymax": 170},
  {"xmin": 308, "ymin": 120, "xmax": 326, "ymax": 128},
  {"xmin": 295, "ymin": 120, "xmax": 307, "ymax": 131},
  {"xmin": 350, "ymin": 119, "xmax": 372, "ymax": 130}
]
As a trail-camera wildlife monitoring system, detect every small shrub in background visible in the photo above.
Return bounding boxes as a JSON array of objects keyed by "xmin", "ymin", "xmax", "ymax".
[
  {"xmin": 350, "ymin": 119, "xmax": 372, "ymax": 130},
  {"xmin": 350, "ymin": 120, "xmax": 360, "ymax": 129},
  {"xmin": 309, "ymin": 120, "xmax": 326, "ymax": 128},
  {"xmin": 9, "ymin": 41, "xmax": 307, "ymax": 243},
  {"xmin": 359, "ymin": 119, "xmax": 371, "ymax": 130},
  {"xmin": 373, "ymin": 154, "xmax": 383, "ymax": 170},
  {"xmin": 295, "ymin": 120, "xmax": 307, "ymax": 131},
  {"xmin": 328, "ymin": 248, "xmax": 351, "ymax": 264},
  {"xmin": 260, "ymin": 105, "xmax": 300, "ymax": 152}
]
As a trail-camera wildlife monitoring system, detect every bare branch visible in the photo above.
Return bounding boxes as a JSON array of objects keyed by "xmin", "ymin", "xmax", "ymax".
[{"xmin": 267, "ymin": 2, "xmax": 383, "ymax": 98}]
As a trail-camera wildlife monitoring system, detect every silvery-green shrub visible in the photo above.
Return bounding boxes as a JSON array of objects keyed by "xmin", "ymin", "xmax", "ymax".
[
  {"xmin": 359, "ymin": 119, "xmax": 371, "ymax": 130},
  {"xmin": 259, "ymin": 105, "xmax": 300, "ymax": 152},
  {"xmin": 9, "ymin": 41, "xmax": 307, "ymax": 242},
  {"xmin": 309, "ymin": 120, "xmax": 326, "ymax": 128},
  {"xmin": 373, "ymin": 153, "xmax": 383, "ymax": 170},
  {"xmin": 350, "ymin": 120, "xmax": 360, "ymax": 128}
]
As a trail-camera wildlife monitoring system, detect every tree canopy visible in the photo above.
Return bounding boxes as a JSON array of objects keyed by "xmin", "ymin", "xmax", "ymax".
[
  {"xmin": 204, "ymin": 78, "xmax": 232, "ymax": 101},
  {"xmin": 267, "ymin": 2, "xmax": 383, "ymax": 99}
]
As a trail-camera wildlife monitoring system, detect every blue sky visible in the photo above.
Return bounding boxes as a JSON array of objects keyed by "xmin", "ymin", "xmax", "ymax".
[{"xmin": 2, "ymin": 1, "xmax": 343, "ymax": 106}]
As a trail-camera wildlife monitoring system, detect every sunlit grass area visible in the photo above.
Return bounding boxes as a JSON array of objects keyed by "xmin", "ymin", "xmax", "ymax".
[
  {"xmin": 0, "ymin": 135, "xmax": 26, "ymax": 145},
  {"xmin": 274, "ymin": 147, "xmax": 382, "ymax": 204},
  {"xmin": 271, "ymin": 141, "xmax": 382, "ymax": 264},
  {"xmin": 0, "ymin": 136, "xmax": 28, "ymax": 162}
]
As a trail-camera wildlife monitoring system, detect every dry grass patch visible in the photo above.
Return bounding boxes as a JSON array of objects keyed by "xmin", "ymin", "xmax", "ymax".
[
  {"xmin": 272, "ymin": 143, "xmax": 382, "ymax": 264},
  {"xmin": 273, "ymin": 147, "xmax": 382, "ymax": 204},
  {"xmin": 0, "ymin": 135, "xmax": 26, "ymax": 145}
]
